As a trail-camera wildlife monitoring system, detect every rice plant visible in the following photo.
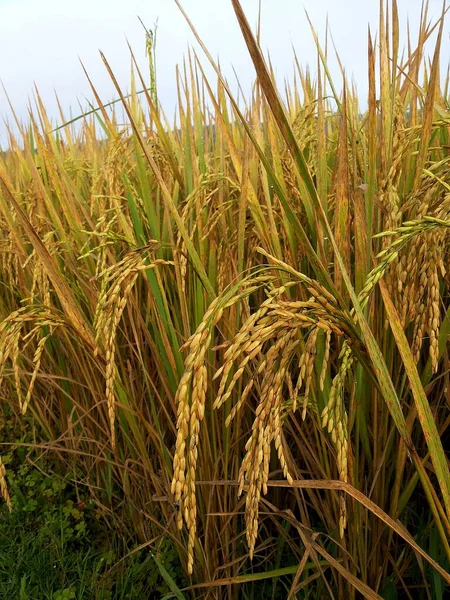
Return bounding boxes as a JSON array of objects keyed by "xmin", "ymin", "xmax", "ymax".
[{"xmin": 0, "ymin": 0, "xmax": 449, "ymax": 597}]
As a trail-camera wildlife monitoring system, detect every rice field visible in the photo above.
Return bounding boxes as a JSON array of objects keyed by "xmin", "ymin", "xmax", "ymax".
[{"xmin": 0, "ymin": 0, "xmax": 449, "ymax": 597}]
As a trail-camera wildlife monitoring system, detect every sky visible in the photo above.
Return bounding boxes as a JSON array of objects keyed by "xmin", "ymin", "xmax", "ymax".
[{"xmin": 0, "ymin": 0, "xmax": 448, "ymax": 146}]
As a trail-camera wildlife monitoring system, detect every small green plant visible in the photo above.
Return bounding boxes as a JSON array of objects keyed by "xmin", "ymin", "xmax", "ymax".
[
  {"xmin": 53, "ymin": 587, "xmax": 76, "ymax": 600},
  {"xmin": 0, "ymin": 406, "xmax": 185, "ymax": 599}
]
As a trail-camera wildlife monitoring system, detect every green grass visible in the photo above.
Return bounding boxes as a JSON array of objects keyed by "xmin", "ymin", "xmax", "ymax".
[{"xmin": 0, "ymin": 410, "xmax": 186, "ymax": 599}]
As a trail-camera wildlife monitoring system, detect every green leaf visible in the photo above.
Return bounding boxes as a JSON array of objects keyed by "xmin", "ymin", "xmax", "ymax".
[{"xmin": 152, "ymin": 554, "xmax": 186, "ymax": 600}]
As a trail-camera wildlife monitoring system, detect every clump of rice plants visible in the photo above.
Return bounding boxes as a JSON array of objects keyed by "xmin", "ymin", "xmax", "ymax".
[{"xmin": 0, "ymin": 0, "xmax": 449, "ymax": 597}]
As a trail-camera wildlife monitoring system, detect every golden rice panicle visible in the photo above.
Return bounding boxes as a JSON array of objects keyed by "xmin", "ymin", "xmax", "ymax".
[
  {"xmin": 425, "ymin": 239, "xmax": 441, "ymax": 373},
  {"xmin": 101, "ymin": 261, "xmax": 141, "ymax": 450},
  {"xmin": 319, "ymin": 328, "xmax": 332, "ymax": 391},
  {"xmin": 411, "ymin": 241, "xmax": 440, "ymax": 372},
  {"xmin": 1, "ymin": 226, "xmax": 21, "ymax": 295},
  {"xmin": 104, "ymin": 134, "xmax": 130, "ymax": 200},
  {"xmin": 238, "ymin": 329, "xmax": 298, "ymax": 559},
  {"xmin": 0, "ymin": 455, "xmax": 12, "ymax": 511},
  {"xmin": 321, "ymin": 343, "xmax": 351, "ymax": 534},
  {"xmin": 384, "ymin": 184, "xmax": 449, "ymax": 369},
  {"xmin": 28, "ymin": 233, "xmax": 54, "ymax": 307},
  {"xmin": 172, "ymin": 372, "xmax": 190, "ymax": 531},
  {"xmin": 393, "ymin": 219, "xmax": 446, "ymax": 373},
  {"xmin": 175, "ymin": 227, "xmax": 188, "ymax": 296},
  {"xmin": 11, "ymin": 327, "xmax": 23, "ymax": 412},
  {"xmin": 280, "ymin": 152, "xmax": 303, "ymax": 206},
  {"xmin": 0, "ymin": 309, "xmax": 63, "ymax": 415},
  {"xmin": 213, "ymin": 302, "xmax": 270, "ymax": 411},
  {"xmin": 225, "ymin": 376, "xmax": 254, "ymax": 428},
  {"xmin": 22, "ymin": 330, "xmax": 52, "ymax": 415},
  {"xmin": 380, "ymin": 99, "xmax": 406, "ymax": 246},
  {"xmin": 0, "ymin": 314, "xmax": 23, "ymax": 393},
  {"xmin": 301, "ymin": 326, "xmax": 319, "ymax": 420},
  {"xmin": 339, "ymin": 493, "xmax": 347, "ymax": 539},
  {"xmin": 321, "ymin": 380, "xmax": 349, "ymax": 537},
  {"xmin": 381, "ymin": 183, "xmax": 401, "ymax": 241},
  {"xmin": 146, "ymin": 132, "xmax": 172, "ymax": 183},
  {"xmin": 382, "ymin": 183, "xmax": 401, "ymax": 295},
  {"xmin": 175, "ymin": 176, "xmax": 216, "ymax": 296},
  {"xmin": 273, "ymin": 376, "xmax": 294, "ymax": 487},
  {"xmin": 171, "ymin": 296, "xmax": 223, "ymax": 574},
  {"xmin": 206, "ymin": 273, "xmax": 353, "ymax": 558},
  {"xmin": 216, "ymin": 241, "xmax": 229, "ymax": 295},
  {"xmin": 94, "ymin": 249, "xmax": 174, "ymax": 449}
]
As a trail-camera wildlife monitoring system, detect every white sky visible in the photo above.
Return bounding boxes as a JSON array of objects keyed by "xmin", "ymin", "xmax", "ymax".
[{"xmin": 0, "ymin": 0, "xmax": 448, "ymax": 146}]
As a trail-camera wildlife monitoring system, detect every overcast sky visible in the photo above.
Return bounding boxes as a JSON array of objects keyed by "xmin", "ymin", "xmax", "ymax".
[{"xmin": 0, "ymin": 0, "xmax": 448, "ymax": 146}]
